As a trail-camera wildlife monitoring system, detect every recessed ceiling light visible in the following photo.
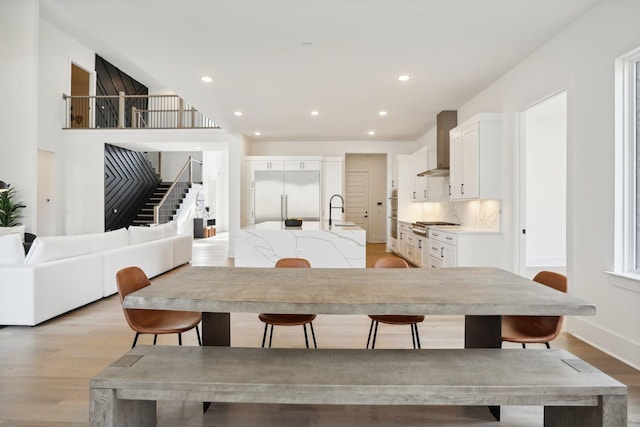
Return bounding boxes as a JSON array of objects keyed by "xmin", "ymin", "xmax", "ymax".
[
  {"xmin": 310, "ymin": 110, "xmax": 319, "ymax": 116},
  {"xmin": 397, "ymin": 74, "xmax": 411, "ymax": 82},
  {"xmin": 379, "ymin": 110, "xmax": 388, "ymax": 116},
  {"xmin": 368, "ymin": 130, "xmax": 376, "ymax": 136},
  {"xmin": 254, "ymin": 131, "xmax": 261, "ymax": 136},
  {"xmin": 234, "ymin": 111, "xmax": 243, "ymax": 116},
  {"xmin": 201, "ymin": 76, "xmax": 213, "ymax": 83}
]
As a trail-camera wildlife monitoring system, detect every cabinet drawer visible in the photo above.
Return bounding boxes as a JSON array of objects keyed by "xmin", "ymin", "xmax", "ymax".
[
  {"xmin": 429, "ymin": 242, "xmax": 442, "ymax": 258},
  {"xmin": 429, "ymin": 230, "xmax": 458, "ymax": 245},
  {"xmin": 429, "ymin": 256, "xmax": 444, "ymax": 269}
]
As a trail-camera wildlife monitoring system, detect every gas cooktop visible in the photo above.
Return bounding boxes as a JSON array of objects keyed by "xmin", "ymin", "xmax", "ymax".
[{"xmin": 413, "ymin": 221, "xmax": 459, "ymax": 226}]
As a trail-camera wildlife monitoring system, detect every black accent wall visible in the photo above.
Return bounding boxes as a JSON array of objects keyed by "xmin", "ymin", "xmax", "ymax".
[
  {"xmin": 105, "ymin": 144, "xmax": 159, "ymax": 231},
  {"xmin": 95, "ymin": 55, "xmax": 148, "ymax": 128}
]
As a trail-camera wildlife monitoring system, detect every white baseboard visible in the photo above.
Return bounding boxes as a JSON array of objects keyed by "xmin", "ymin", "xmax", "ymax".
[{"xmin": 567, "ymin": 317, "xmax": 640, "ymax": 371}]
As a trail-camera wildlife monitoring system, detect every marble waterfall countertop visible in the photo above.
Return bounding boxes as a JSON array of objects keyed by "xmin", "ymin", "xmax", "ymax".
[{"xmin": 236, "ymin": 221, "xmax": 366, "ymax": 268}]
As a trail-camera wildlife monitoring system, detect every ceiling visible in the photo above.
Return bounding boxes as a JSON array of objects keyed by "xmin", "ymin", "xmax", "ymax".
[{"xmin": 42, "ymin": 0, "xmax": 599, "ymax": 143}]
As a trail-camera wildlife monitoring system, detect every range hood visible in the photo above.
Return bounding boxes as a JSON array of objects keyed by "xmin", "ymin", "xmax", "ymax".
[{"xmin": 417, "ymin": 110, "xmax": 457, "ymax": 177}]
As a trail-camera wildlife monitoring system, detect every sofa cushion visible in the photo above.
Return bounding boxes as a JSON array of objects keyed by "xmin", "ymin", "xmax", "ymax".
[
  {"xmin": 0, "ymin": 234, "xmax": 26, "ymax": 264},
  {"xmin": 25, "ymin": 235, "xmax": 93, "ymax": 264},
  {"xmin": 162, "ymin": 221, "xmax": 178, "ymax": 237},
  {"xmin": 89, "ymin": 228, "xmax": 128, "ymax": 253},
  {"xmin": 0, "ymin": 225, "xmax": 26, "ymax": 242},
  {"xmin": 128, "ymin": 226, "xmax": 164, "ymax": 245}
]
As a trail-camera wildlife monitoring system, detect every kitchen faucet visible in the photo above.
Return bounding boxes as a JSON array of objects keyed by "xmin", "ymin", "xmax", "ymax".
[{"xmin": 329, "ymin": 194, "xmax": 344, "ymax": 225}]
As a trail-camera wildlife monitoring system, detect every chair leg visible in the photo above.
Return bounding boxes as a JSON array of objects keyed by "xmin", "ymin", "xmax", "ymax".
[
  {"xmin": 411, "ymin": 324, "xmax": 417, "ymax": 349},
  {"xmin": 545, "ymin": 342, "xmax": 551, "ymax": 349},
  {"xmin": 371, "ymin": 321, "xmax": 379, "ymax": 349},
  {"xmin": 261, "ymin": 323, "xmax": 269, "ymax": 348},
  {"xmin": 268, "ymin": 324, "xmax": 274, "ymax": 348},
  {"xmin": 195, "ymin": 326, "xmax": 202, "ymax": 346},
  {"xmin": 522, "ymin": 343, "xmax": 526, "ymax": 349},
  {"xmin": 303, "ymin": 324, "xmax": 310, "ymax": 349},
  {"xmin": 366, "ymin": 319, "xmax": 375, "ymax": 349},
  {"xmin": 178, "ymin": 333, "xmax": 182, "ymax": 346},
  {"xmin": 132, "ymin": 332, "xmax": 140, "ymax": 348},
  {"xmin": 153, "ymin": 334, "xmax": 158, "ymax": 345},
  {"xmin": 413, "ymin": 323, "xmax": 422, "ymax": 349},
  {"xmin": 309, "ymin": 322, "xmax": 317, "ymax": 348}
]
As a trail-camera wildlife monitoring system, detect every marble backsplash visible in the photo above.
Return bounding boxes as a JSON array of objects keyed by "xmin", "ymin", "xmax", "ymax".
[{"xmin": 420, "ymin": 199, "xmax": 501, "ymax": 231}]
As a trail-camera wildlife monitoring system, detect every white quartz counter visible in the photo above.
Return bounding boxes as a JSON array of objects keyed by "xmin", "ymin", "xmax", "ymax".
[
  {"xmin": 428, "ymin": 225, "xmax": 502, "ymax": 235},
  {"xmin": 236, "ymin": 221, "xmax": 366, "ymax": 268}
]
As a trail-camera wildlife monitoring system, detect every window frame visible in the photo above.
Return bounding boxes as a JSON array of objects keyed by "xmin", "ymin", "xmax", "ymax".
[{"xmin": 614, "ymin": 47, "xmax": 640, "ymax": 278}]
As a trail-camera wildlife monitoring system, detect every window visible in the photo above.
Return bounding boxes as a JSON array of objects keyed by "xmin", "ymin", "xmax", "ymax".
[{"xmin": 615, "ymin": 48, "xmax": 640, "ymax": 277}]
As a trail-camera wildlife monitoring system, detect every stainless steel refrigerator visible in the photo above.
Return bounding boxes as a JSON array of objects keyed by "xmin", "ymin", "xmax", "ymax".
[{"xmin": 254, "ymin": 169, "xmax": 321, "ymax": 223}]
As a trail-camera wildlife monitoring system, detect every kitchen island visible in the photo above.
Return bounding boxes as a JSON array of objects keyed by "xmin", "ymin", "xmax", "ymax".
[{"xmin": 235, "ymin": 221, "xmax": 366, "ymax": 268}]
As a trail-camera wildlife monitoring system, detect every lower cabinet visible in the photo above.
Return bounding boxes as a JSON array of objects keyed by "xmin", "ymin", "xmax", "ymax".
[{"xmin": 428, "ymin": 228, "xmax": 505, "ymax": 269}]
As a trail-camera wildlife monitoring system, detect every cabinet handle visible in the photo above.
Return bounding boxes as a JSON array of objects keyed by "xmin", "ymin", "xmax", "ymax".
[
  {"xmin": 461, "ymin": 183, "xmax": 464, "ymax": 195},
  {"xmin": 424, "ymin": 189, "xmax": 427, "ymax": 198},
  {"xmin": 418, "ymin": 241, "xmax": 422, "ymax": 249},
  {"xmin": 440, "ymin": 247, "xmax": 444, "ymax": 258},
  {"xmin": 445, "ymin": 237, "xmax": 453, "ymax": 241},
  {"xmin": 449, "ymin": 185, "xmax": 452, "ymax": 196},
  {"xmin": 300, "ymin": 161, "xmax": 304, "ymax": 169},
  {"xmin": 413, "ymin": 191, "xmax": 416, "ymax": 199}
]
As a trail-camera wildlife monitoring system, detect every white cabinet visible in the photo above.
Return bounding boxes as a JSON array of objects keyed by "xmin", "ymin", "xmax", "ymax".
[
  {"xmin": 397, "ymin": 222, "xmax": 412, "ymax": 258},
  {"xmin": 429, "ymin": 229, "xmax": 458, "ymax": 268},
  {"xmin": 322, "ymin": 157, "xmax": 344, "ymax": 222},
  {"xmin": 449, "ymin": 114, "xmax": 502, "ymax": 200},
  {"xmin": 285, "ymin": 160, "xmax": 321, "ymax": 171},
  {"xmin": 411, "ymin": 147, "xmax": 429, "ymax": 202},
  {"xmin": 415, "ymin": 235, "xmax": 428, "ymax": 267},
  {"xmin": 254, "ymin": 159, "xmax": 284, "ymax": 170},
  {"xmin": 428, "ymin": 228, "xmax": 505, "ymax": 269}
]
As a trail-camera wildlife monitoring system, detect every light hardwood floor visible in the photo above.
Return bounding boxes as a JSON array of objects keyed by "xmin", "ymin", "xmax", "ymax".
[{"xmin": 0, "ymin": 235, "xmax": 638, "ymax": 426}]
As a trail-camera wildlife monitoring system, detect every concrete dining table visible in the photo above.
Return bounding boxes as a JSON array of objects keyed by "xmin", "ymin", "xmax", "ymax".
[{"xmin": 123, "ymin": 266, "xmax": 596, "ymax": 349}]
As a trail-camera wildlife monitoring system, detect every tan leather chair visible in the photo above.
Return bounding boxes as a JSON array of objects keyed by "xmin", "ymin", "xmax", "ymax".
[
  {"xmin": 366, "ymin": 257, "xmax": 425, "ymax": 349},
  {"xmin": 258, "ymin": 258, "xmax": 317, "ymax": 348},
  {"xmin": 502, "ymin": 271, "xmax": 567, "ymax": 348},
  {"xmin": 116, "ymin": 266, "xmax": 202, "ymax": 348}
]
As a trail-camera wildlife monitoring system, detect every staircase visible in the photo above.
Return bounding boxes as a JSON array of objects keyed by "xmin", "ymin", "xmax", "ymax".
[{"xmin": 132, "ymin": 182, "xmax": 191, "ymax": 226}]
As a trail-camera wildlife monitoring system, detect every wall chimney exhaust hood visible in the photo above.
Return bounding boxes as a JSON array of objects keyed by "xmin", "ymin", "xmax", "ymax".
[{"xmin": 417, "ymin": 110, "xmax": 457, "ymax": 177}]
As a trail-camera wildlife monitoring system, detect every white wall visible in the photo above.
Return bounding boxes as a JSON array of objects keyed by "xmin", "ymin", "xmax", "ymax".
[
  {"xmin": 202, "ymin": 150, "xmax": 229, "ymax": 232},
  {"xmin": 450, "ymin": 0, "xmax": 640, "ymax": 369},
  {"xmin": 0, "ymin": 0, "xmax": 40, "ymax": 233},
  {"xmin": 160, "ymin": 151, "xmax": 203, "ymax": 182}
]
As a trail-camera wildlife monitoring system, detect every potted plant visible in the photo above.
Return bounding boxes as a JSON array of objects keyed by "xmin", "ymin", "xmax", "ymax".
[{"xmin": 0, "ymin": 185, "xmax": 26, "ymax": 227}]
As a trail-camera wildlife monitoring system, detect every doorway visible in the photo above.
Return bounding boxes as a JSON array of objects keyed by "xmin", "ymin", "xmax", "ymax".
[
  {"xmin": 518, "ymin": 91, "xmax": 567, "ymax": 277},
  {"xmin": 344, "ymin": 154, "xmax": 387, "ymax": 243},
  {"xmin": 70, "ymin": 63, "xmax": 91, "ymax": 128}
]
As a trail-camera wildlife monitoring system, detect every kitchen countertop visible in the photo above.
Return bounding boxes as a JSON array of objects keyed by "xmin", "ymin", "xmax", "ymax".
[
  {"xmin": 428, "ymin": 225, "xmax": 502, "ymax": 235},
  {"xmin": 246, "ymin": 220, "xmax": 363, "ymax": 231}
]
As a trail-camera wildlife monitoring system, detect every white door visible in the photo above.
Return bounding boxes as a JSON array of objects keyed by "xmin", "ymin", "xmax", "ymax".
[
  {"xmin": 37, "ymin": 150, "xmax": 56, "ymax": 235},
  {"xmin": 518, "ymin": 91, "xmax": 567, "ymax": 277},
  {"xmin": 345, "ymin": 171, "xmax": 369, "ymax": 237}
]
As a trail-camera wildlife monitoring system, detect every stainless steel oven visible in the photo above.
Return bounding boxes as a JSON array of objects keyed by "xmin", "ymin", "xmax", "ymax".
[{"xmin": 389, "ymin": 189, "xmax": 398, "ymax": 239}]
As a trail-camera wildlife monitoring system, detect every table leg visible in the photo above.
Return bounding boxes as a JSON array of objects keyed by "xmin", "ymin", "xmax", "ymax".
[
  {"xmin": 544, "ymin": 395, "xmax": 627, "ymax": 426},
  {"xmin": 202, "ymin": 312, "xmax": 230, "ymax": 346},
  {"xmin": 202, "ymin": 312, "xmax": 230, "ymax": 412},
  {"xmin": 465, "ymin": 315, "xmax": 502, "ymax": 421}
]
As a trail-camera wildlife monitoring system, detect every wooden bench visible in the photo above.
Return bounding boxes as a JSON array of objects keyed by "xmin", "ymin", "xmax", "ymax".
[{"xmin": 90, "ymin": 346, "xmax": 627, "ymax": 427}]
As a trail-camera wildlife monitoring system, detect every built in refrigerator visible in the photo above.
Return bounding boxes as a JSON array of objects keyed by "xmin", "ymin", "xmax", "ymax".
[{"xmin": 254, "ymin": 169, "xmax": 320, "ymax": 223}]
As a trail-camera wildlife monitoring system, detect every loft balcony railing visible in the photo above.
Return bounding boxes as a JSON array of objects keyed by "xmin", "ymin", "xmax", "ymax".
[{"xmin": 62, "ymin": 92, "xmax": 218, "ymax": 129}]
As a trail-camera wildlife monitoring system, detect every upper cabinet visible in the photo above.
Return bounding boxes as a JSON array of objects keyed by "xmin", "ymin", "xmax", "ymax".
[
  {"xmin": 449, "ymin": 114, "xmax": 502, "ymax": 200},
  {"xmin": 409, "ymin": 147, "xmax": 447, "ymax": 202},
  {"xmin": 284, "ymin": 160, "xmax": 321, "ymax": 171}
]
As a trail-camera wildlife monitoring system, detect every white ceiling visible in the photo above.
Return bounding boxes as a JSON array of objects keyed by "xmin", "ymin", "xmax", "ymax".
[{"xmin": 42, "ymin": 0, "xmax": 599, "ymax": 143}]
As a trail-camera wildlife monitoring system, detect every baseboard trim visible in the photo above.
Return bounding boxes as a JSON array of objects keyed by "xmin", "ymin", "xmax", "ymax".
[{"xmin": 567, "ymin": 317, "xmax": 640, "ymax": 371}]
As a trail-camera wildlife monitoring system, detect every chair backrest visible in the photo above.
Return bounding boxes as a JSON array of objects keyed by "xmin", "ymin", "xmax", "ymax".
[
  {"xmin": 116, "ymin": 266, "xmax": 153, "ymax": 329},
  {"xmin": 373, "ymin": 257, "xmax": 409, "ymax": 269},
  {"xmin": 531, "ymin": 270, "xmax": 567, "ymax": 338},
  {"xmin": 532, "ymin": 271, "xmax": 567, "ymax": 293},
  {"xmin": 275, "ymin": 258, "xmax": 311, "ymax": 268}
]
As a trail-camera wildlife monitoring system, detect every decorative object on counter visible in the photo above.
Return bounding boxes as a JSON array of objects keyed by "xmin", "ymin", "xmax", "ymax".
[
  {"xmin": 366, "ymin": 257, "xmax": 424, "ymax": 349},
  {"xmin": 116, "ymin": 266, "xmax": 202, "ymax": 348},
  {"xmin": 258, "ymin": 258, "xmax": 317, "ymax": 349},
  {"xmin": 284, "ymin": 218, "xmax": 303, "ymax": 227},
  {"xmin": 0, "ymin": 180, "xmax": 9, "ymax": 192},
  {"xmin": 501, "ymin": 271, "xmax": 567, "ymax": 349},
  {"xmin": 0, "ymin": 184, "xmax": 26, "ymax": 227}
]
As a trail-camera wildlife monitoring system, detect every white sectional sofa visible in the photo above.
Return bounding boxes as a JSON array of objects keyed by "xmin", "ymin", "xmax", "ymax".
[{"xmin": 0, "ymin": 222, "xmax": 192, "ymax": 326}]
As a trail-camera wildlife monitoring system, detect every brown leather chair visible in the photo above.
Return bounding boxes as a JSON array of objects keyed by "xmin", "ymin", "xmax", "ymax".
[
  {"xmin": 258, "ymin": 258, "xmax": 317, "ymax": 348},
  {"xmin": 502, "ymin": 271, "xmax": 567, "ymax": 348},
  {"xmin": 366, "ymin": 257, "xmax": 425, "ymax": 349},
  {"xmin": 116, "ymin": 266, "xmax": 202, "ymax": 348}
]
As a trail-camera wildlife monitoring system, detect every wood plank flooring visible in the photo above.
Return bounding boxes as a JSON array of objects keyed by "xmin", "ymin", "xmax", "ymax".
[{"xmin": 0, "ymin": 235, "xmax": 638, "ymax": 426}]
